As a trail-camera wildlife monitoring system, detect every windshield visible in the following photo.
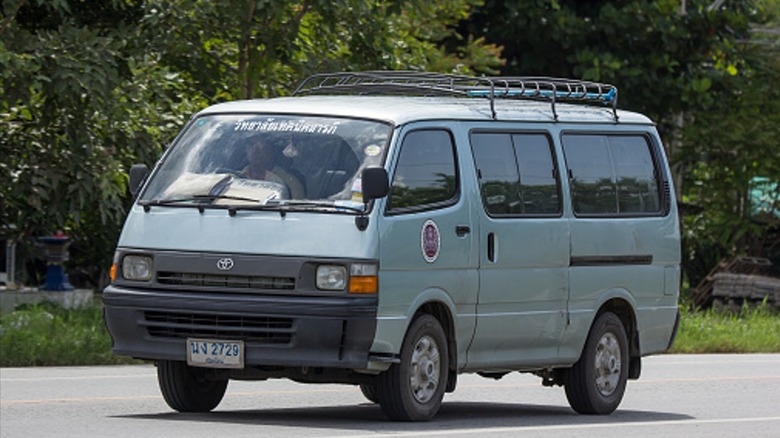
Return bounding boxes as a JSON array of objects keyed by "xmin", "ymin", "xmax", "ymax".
[{"xmin": 140, "ymin": 114, "xmax": 392, "ymax": 210}]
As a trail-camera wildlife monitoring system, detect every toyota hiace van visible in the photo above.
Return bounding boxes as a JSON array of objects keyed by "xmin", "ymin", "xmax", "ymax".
[{"xmin": 104, "ymin": 71, "xmax": 680, "ymax": 421}]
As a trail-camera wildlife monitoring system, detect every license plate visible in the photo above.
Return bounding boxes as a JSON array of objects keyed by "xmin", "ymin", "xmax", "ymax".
[{"xmin": 186, "ymin": 338, "xmax": 244, "ymax": 369}]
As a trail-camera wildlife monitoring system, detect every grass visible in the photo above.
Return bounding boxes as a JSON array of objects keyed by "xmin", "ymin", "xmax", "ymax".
[
  {"xmin": 669, "ymin": 304, "xmax": 780, "ymax": 353},
  {"xmin": 0, "ymin": 301, "xmax": 138, "ymax": 367},
  {"xmin": 1, "ymin": 301, "xmax": 778, "ymax": 367}
]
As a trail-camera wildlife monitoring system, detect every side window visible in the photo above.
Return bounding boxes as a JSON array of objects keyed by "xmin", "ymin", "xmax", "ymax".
[
  {"xmin": 610, "ymin": 136, "xmax": 660, "ymax": 213},
  {"xmin": 562, "ymin": 135, "xmax": 617, "ymax": 214},
  {"xmin": 562, "ymin": 133, "xmax": 661, "ymax": 216},
  {"xmin": 471, "ymin": 132, "xmax": 561, "ymax": 216},
  {"xmin": 471, "ymin": 133, "xmax": 521, "ymax": 214},
  {"xmin": 388, "ymin": 129, "xmax": 458, "ymax": 213},
  {"xmin": 513, "ymin": 134, "xmax": 561, "ymax": 215}
]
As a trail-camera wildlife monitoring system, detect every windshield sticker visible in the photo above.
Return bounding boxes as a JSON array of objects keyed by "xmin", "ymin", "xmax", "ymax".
[
  {"xmin": 350, "ymin": 178, "xmax": 363, "ymax": 203},
  {"xmin": 364, "ymin": 145, "xmax": 382, "ymax": 157},
  {"xmin": 421, "ymin": 220, "xmax": 441, "ymax": 263},
  {"xmin": 234, "ymin": 118, "xmax": 340, "ymax": 135}
]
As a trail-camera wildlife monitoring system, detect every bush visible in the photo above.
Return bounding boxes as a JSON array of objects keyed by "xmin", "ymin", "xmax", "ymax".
[
  {"xmin": 670, "ymin": 304, "xmax": 780, "ymax": 354},
  {"xmin": 0, "ymin": 301, "xmax": 138, "ymax": 367}
]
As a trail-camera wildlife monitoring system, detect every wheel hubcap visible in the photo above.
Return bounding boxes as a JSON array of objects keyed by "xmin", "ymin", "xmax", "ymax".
[
  {"xmin": 594, "ymin": 332, "xmax": 621, "ymax": 396},
  {"xmin": 409, "ymin": 335, "xmax": 441, "ymax": 403}
]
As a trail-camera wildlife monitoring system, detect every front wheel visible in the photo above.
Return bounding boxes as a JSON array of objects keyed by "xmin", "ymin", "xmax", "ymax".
[
  {"xmin": 564, "ymin": 312, "xmax": 629, "ymax": 415},
  {"xmin": 376, "ymin": 314, "xmax": 449, "ymax": 421},
  {"xmin": 359, "ymin": 383, "xmax": 379, "ymax": 404},
  {"xmin": 157, "ymin": 360, "xmax": 228, "ymax": 412}
]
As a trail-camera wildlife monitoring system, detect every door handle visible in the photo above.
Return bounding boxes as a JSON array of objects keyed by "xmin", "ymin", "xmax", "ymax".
[
  {"xmin": 487, "ymin": 232, "xmax": 495, "ymax": 262},
  {"xmin": 456, "ymin": 225, "xmax": 471, "ymax": 237}
]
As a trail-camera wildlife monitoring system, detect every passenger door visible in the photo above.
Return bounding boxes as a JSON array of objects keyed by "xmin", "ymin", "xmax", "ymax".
[
  {"xmin": 376, "ymin": 127, "xmax": 478, "ymax": 366},
  {"xmin": 465, "ymin": 131, "xmax": 569, "ymax": 369}
]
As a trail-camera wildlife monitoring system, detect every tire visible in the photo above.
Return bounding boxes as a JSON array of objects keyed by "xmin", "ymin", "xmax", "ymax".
[
  {"xmin": 359, "ymin": 383, "xmax": 379, "ymax": 403},
  {"xmin": 157, "ymin": 360, "xmax": 228, "ymax": 412},
  {"xmin": 376, "ymin": 314, "xmax": 449, "ymax": 421},
  {"xmin": 564, "ymin": 312, "xmax": 629, "ymax": 415}
]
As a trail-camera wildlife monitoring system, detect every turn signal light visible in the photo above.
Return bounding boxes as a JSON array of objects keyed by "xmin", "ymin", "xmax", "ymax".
[{"xmin": 349, "ymin": 276, "xmax": 377, "ymax": 294}]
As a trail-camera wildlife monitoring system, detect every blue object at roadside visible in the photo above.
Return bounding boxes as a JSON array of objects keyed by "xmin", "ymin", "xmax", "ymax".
[{"xmin": 39, "ymin": 234, "xmax": 73, "ymax": 291}]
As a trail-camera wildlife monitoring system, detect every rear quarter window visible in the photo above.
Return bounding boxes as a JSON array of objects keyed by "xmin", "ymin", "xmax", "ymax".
[{"xmin": 562, "ymin": 133, "xmax": 663, "ymax": 216}]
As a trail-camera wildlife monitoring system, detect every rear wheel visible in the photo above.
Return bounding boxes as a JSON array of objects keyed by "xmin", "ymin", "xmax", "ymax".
[
  {"xmin": 376, "ymin": 314, "xmax": 448, "ymax": 421},
  {"xmin": 564, "ymin": 312, "xmax": 629, "ymax": 415},
  {"xmin": 157, "ymin": 360, "xmax": 228, "ymax": 412}
]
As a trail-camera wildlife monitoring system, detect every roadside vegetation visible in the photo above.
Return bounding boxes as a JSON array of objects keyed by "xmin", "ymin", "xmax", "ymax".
[
  {"xmin": 1, "ymin": 301, "xmax": 777, "ymax": 367},
  {"xmin": 0, "ymin": 301, "xmax": 138, "ymax": 367},
  {"xmin": 670, "ymin": 304, "xmax": 780, "ymax": 354}
]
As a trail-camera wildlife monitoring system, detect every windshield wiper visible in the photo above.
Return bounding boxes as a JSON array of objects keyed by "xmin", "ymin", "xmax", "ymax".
[
  {"xmin": 265, "ymin": 200, "xmax": 365, "ymax": 214},
  {"xmin": 225, "ymin": 200, "xmax": 365, "ymax": 217},
  {"xmin": 140, "ymin": 197, "xmax": 366, "ymax": 219},
  {"xmin": 139, "ymin": 194, "xmax": 264, "ymax": 212}
]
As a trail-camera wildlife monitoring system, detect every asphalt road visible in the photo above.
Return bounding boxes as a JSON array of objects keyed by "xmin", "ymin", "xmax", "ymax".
[{"xmin": 1, "ymin": 354, "xmax": 779, "ymax": 437}]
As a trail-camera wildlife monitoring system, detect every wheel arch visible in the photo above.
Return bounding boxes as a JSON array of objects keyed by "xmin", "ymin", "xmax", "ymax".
[
  {"xmin": 596, "ymin": 297, "xmax": 641, "ymax": 379},
  {"xmin": 414, "ymin": 300, "xmax": 457, "ymax": 376},
  {"xmin": 370, "ymin": 285, "xmax": 464, "ymax": 367}
]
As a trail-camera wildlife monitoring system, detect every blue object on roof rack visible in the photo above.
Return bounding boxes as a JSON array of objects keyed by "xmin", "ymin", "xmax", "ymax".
[
  {"xmin": 466, "ymin": 87, "xmax": 617, "ymax": 102},
  {"xmin": 293, "ymin": 71, "xmax": 619, "ymax": 121}
]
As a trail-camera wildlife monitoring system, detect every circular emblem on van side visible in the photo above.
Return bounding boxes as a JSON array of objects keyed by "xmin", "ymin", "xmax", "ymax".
[
  {"xmin": 421, "ymin": 220, "xmax": 441, "ymax": 263},
  {"xmin": 216, "ymin": 258, "xmax": 234, "ymax": 271}
]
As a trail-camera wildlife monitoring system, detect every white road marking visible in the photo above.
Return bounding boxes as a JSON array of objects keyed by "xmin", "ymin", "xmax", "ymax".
[{"xmin": 319, "ymin": 416, "xmax": 780, "ymax": 438}]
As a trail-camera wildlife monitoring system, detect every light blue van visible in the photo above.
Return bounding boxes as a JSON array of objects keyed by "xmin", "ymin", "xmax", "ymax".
[{"xmin": 104, "ymin": 72, "xmax": 680, "ymax": 421}]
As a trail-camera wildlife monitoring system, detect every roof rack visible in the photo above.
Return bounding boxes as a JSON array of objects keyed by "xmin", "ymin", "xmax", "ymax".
[{"xmin": 293, "ymin": 71, "xmax": 619, "ymax": 122}]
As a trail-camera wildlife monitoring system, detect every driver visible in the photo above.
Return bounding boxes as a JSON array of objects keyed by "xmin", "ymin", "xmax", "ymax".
[{"xmin": 244, "ymin": 137, "xmax": 305, "ymax": 199}]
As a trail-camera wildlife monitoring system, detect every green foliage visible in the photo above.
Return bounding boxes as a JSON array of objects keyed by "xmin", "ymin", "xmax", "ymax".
[
  {"xmin": 463, "ymin": 0, "xmax": 758, "ymax": 137},
  {"xmin": 2, "ymin": 25, "xmax": 126, "ymax": 283},
  {"xmin": 2, "ymin": 0, "xmax": 779, "ymax": 291},
  {"xmin": 670, "ymin": 304, "xmax": 780, "ymax": 353},
  {"xmin": 464, "ymin": 0, "xmax": 780, "ymax": 285},
  {"xmin": 677, "ymin": 5, "xmax": 780, "ymax": 285},
  {"xmin": 140, "ymin": 0, "xmax": 503, "ymax": 100},
  {"xmin": 1, "ymin": 0, "xmax": 208, "ymax": 286},
  {"xmin": 0, "ymin": 302, "xmax": 138, "ymax": 366},
  {"xmin": 1, "ymin": 0, "xmax": 501, "ymax": 287}
]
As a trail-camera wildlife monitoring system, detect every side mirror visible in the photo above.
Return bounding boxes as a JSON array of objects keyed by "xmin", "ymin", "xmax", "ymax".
[
  {"xmin": 361, "ymin": 167, "xmax": 389, "ymax": 201},
  {"xmin": 128, "ymin": 164, "xmax": 150, "ymax": 197}
]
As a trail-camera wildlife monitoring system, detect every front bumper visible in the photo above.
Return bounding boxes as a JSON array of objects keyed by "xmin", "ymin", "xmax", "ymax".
[{"xmin": 103, "ymin": 285, "xmax": 378, "ymax": 369}]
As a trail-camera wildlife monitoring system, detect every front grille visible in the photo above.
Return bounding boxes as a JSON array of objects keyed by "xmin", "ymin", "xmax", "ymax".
[
  {"xmin": 157, "ymin": 271, "xmax": 295, "ymax": 290},
  {"xmin": 142, "ymin": 311, "xmax": 294, "ymax": 344}
]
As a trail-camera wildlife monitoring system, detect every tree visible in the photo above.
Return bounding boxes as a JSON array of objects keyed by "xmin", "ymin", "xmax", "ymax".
[
  {"xmin": 461, "ymin": 0, "xmax": 780, "ymax": 289},
  {"xmin": 1, "ymin": 0, "xmax": 502, "ymax": 287},
  {"xmin": 1, "ymin": 0, "xmax": 206, "ymax": 286},
  {"xmin": 461, "ymin": 0, "xmax": 757, "ymax": 137},
  {"xmin": 139, "ymin": 0, "xmax": 503, "ymax": 100},
  {"xmin": 677, "ymin": 2, "xmax": 780, "ymax": 282}
]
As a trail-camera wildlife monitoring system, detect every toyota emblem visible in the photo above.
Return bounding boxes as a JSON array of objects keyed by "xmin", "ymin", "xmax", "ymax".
[{"xmin": 216, "ymin": 258, "xmax": 234, "ymax": 271}]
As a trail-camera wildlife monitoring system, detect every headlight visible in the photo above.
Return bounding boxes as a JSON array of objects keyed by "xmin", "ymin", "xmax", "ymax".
[
  {"xmin": 122, "ymin": 255, "xmax": 153, "ymax": 281},
  {"xmin": 316, "ymin": 265, "xmax": 347, "ymax": 291}
]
